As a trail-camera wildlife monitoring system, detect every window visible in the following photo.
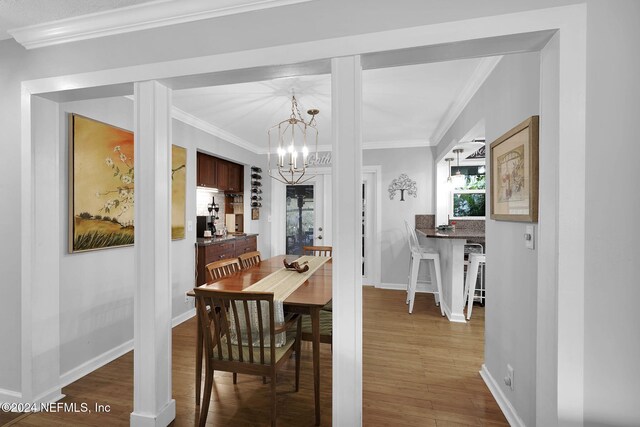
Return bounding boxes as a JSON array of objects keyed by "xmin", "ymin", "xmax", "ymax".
[{"xmin": 451, "ymin": 165, "xmax": 486, "ymax": 218}]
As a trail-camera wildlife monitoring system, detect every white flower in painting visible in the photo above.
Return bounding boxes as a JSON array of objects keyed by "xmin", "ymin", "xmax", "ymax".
[
  {"xmin": 104, "ymin": 200, "xmax": 116, "ymax": 210},
  {"xmin": 121, "ymin": 174, "xmax": 132, "ymax": 184},
  {"xmin": 119, "ymin": 188, "xmax": 128, "ymax": 198},
  {"xmin": 114, "ymin": 146, "xmax": 121, "ymax": 152},
  {"xmin": 95, "ymin": 192, "xmax": 101, "ymax": 198},
  {"xmin": 127, "ymin": 192, "xmax": 134, "ymax": 203},
  {"xmin": 119, "ymin": 153, "xmax": 127, "ymax": 162},
  {"xmin": 120, "ymin": 204, "xmax": 129, "ymax": 212},
  {"xmin": 105, "ymin": 158, "xmax": 114, "ymax": 167}
]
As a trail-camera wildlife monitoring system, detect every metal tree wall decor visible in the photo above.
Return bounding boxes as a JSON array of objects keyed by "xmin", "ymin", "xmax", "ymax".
[{"xmin": 388, "ymin": 174, "xmax": 417, "ymax": 201}]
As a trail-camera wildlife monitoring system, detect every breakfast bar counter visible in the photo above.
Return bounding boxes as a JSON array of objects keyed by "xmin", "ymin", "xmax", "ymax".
[{"xmin": 416, "ymin": 227, "xmax": 484, "ymax": 323}]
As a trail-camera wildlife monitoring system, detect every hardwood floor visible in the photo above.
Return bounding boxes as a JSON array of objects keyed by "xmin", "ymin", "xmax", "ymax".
[{"xmin": 4, "ymin": 287, "xmax": 505, "ymax": 427}]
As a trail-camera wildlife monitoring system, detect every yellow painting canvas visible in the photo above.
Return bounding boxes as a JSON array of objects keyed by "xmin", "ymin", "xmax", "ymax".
[
  {"xmin": 172, "ymin": 145, "xmax": 186, "ymax": 240},
  {"xmin": 69, "ymin": 114, "xmax": 135, "ymax": 252}
]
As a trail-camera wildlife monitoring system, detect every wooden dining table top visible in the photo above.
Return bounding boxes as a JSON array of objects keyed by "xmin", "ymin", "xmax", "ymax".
[{"xmin": 191, "ymin": 254, "xmax": 332, "ymax": 307}]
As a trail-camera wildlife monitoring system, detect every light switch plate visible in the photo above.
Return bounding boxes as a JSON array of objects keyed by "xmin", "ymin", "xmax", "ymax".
[
  {"xmin": 187, "ymin": 220, "xmax": 193, "ymax": 232},
  {"xmin": 525, "ymin": 225, "xmax": 535, "ymax": 250}
]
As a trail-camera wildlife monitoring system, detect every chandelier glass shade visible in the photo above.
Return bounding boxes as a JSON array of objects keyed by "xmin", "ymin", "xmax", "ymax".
[{"xmin": 268, "ymin": 95, "xmax": 319, "ymax": 185}]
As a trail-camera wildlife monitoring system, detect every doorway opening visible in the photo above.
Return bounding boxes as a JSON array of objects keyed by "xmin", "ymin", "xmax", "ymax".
[{"xmin": 286, "ymin": 184, "xmax": 315, "ymax": 255}]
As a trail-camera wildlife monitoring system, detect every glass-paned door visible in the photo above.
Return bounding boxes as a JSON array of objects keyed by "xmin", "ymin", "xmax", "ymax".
[{"xmin": 285, "ymin": 185, "xmax": 315, "ymax": 255}]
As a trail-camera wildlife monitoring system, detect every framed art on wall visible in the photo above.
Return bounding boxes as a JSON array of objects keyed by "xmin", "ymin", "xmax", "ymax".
[
  {"xmin": 69, "ymin": 114, "xmax": 135, "ymax": 252},
  {"xmin": 171, "ymin": 145, "xmax": 187, "ymax": 240},
  {"xmin": 490, "ymin": 115, "xmax": 539, "ymax": 222}
]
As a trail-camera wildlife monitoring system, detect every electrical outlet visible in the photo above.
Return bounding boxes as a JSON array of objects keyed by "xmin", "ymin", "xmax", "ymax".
[{"xmin": 504, "ymin": 364, "xmax": 514, "ymax": 391}]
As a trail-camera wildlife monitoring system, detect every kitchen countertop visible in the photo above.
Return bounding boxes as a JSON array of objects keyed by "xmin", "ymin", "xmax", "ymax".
[
  {"xmin": 416, "ymin": 228, "xmax": 485, "ymax": 240},
  {"xmin": 196, "ymin": 233, "xmax": 258, "ymax": 246}
]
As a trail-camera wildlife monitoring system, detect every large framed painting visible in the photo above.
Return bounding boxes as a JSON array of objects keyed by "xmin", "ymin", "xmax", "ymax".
[
  {"xmin": 172, "ymin": 145, "xmax": 187, "ymax": 240},
  {"xmin": 69, "ymin": 114, "xmax": 135, "ymax": 252},
  {"xmin": 489, "ymin": 116, "xmax": 539, "ymax": 222}
]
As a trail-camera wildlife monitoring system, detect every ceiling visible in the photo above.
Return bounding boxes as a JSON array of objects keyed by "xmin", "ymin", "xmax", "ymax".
[
  {"xmin": 3, "ymin": 1, "xmax": 495, "ymax": 153},
  {"xmin": 172, "ymin": 56, "xmax": 491, "ymax": 153},
  {"xmin": 0, "ymin": 0, "xmax": 153, "ymax": 40}
]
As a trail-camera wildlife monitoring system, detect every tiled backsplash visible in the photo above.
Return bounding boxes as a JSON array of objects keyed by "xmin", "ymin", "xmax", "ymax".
[
  {"xmin": 450, "ymin": 219, "xmax": 485, "ymax": 231},
  {"xmin": 415, "ymin": 214, "xmax": 435, "ymax": 229},
  {"xmin": 196, "ymin": 188, "xmax": 226, "ymax": 219}
]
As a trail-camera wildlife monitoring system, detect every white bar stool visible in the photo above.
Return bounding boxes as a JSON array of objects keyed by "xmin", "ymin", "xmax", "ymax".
[
  {"xmin": 464, "ymin": 253, "xmax": 486, "ymax": 320},
  {"xmin": 404, "ymin": 221, "xmax": 444, "ymax": 315}
]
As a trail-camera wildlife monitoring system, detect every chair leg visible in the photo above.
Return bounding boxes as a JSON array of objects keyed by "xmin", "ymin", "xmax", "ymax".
[
  {"xmin": 408, "ymin": 255, "xmax": 420, "ymax": 314},
  {"xmin": 428, "ymin": 259, "xmax": 440, "ymax": 307},
  {"xmin": 198, "ymin": 362, "xmax": 213, "ymax": 427},
  {"xmin": 466, "ymin": 257, "xmax": 480, "ymax": 320},
  {"xmin": 406, "ymin": 252, "xmax": 413, "ymax": 304},
  {"xmin": 295, "ymin": 318, "xmax": 302, "ymax": 392},
  {"xmin": 433, "ymin": 256, "xmax": 444, "ymax": 317},
  {"xmin": 233, "ymin": 373, "xmax": 237, "ymax": 384},
  {"xmin": 270, "ymin": 371, "xmax": 277, "ymax": 427}
]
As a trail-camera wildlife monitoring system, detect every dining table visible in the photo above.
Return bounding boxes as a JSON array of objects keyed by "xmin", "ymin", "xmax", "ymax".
[{"xmin": 189, "ymin": 254, "xmax": 332, "ymax": 426}]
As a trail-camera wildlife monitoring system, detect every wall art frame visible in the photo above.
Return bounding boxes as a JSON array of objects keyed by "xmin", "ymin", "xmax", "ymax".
[{"xmin": 489, "ymin": 115, "xmax": 539, "ymax": 222}]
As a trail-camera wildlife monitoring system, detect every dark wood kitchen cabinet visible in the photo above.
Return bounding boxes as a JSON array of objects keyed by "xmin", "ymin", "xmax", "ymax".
[
  {"xmin": 216, "ymin": 159, "xmax": 229, "ymax": 190},
  {"xmin": 197, "ymin": 152, "xmax": 244, "ymax": 191},
  {"xmin": 227, "ymin": 162, "xmax": 243, "ymax": 192},
  {"xmin": 197, "ymin": 152, "xmax": 217, "ymax": 188},
  {"xmin": 195, "ymin": 235, "xmax": 258, "ymax": 284}
]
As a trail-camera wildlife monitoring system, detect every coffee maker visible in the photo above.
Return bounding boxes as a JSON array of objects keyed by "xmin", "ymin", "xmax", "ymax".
[{"xmin": 196, "ymin": 197, "xmax": 219, "ymax": 238}]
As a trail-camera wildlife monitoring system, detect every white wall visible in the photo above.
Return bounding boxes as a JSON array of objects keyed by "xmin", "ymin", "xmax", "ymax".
[
  {"xmin": 363, "ymin": 147, "xmax": 434, "ymax": 285},
  {"xmin": 32, "ymin": 96, "xmax": 268, "ymax": 382},
  {"xmin": 583, "ymin": 1, "xmax": 640, "ymax": 425},
  {"xmin": 58, "ymin": 97, "xmax": 137, "ymax": 376},
  {"xmin": 437, "ymin": 52, "xmax": 541, "ymax": 425}
]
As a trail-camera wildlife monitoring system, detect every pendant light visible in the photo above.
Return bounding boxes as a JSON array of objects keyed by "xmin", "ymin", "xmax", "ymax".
[
  {"xmin": 267, "ymin": 94, "xmax": 319, "ymax": 185},
  {"xmin": 445, "ymin": 158, "xmax": 454, "ymax": 186},
  {"xmin": 451, "ymin": 148, "xmax": 466, "ymax": 189}
]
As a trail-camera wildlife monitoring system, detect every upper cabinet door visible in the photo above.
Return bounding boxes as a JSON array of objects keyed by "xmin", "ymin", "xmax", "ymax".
[
  {"xmin": 197, "ymin": 152, "xmax": 217, "ymax": 188},
  {"xmin": 228, "ymin": 162, "xmax": 243, "ymax": 192},
  {"xmin": 216, "ymin": 159, "xmax": 229, "ymax": 191}
]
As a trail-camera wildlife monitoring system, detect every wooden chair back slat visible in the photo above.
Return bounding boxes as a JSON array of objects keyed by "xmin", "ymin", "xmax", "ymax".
[
  {"xmin": 229, "ymin": 300, "xmax": 243, "ymax": 362},
  {"xmin": 239, "ymin": 251, "xmax": 262, "ymax": 269},
  {"xmin": 256, "ymin": 300, "xmax": 265, "ymax": 365},
  {"xmin": 302, "ymin": 245, "xmax": 333, "ymax": 257},
  {"xmin": 205, "ymin": 258, "xmax": 241, "ymax": 282},
  {"xmin": 242, "ymin": 300, "xmax": 254, "ymax": 363}
]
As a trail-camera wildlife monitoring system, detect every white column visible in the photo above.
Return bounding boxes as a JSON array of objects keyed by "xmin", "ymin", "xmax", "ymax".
[
  {"xmin": 331, "ymin": 55, "xmax": 362, "ymax": 426},
  {"xmin": 130, "ymin": 81, "xmax": 176, "ymax": 427}
]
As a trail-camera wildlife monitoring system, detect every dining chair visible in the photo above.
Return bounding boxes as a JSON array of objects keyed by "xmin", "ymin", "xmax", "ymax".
[
  {"xmin": 301, "ymin": 311, "xmax": 332, "ymax": 345},
  {"xmin": 194, "ymin": 288, "xmax": 302, "ymax": 427},
  {"xmin": 205, "ymin": 258, "xmax": 241, "ymax": 282},
  {"xmin": 404, "ymin": 220, "xmax": 444, "ymax": 315},
  {"xmin": 238, "ymin": 250, "xmax": 261, "ymax": 269},
  {"xmin": 302, "ymin": 245, "xmax": 333, "ymax": 257}
]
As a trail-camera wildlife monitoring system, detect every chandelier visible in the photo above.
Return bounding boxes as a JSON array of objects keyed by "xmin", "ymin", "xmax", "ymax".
[{"xmin": 267, "ymin": 95, "xmax": 319, "ymax": 185}]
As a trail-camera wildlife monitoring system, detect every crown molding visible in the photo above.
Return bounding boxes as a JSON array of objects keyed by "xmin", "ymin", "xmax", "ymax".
[
  {"xmin": 172, "ymin": 107, "xmax": 262, "ymax": 154},
  {"xmin": 430, "ymin": 55, "xmax": 502, "ymax": 146},
  {"xmin": 9, "ymin": 0, "xmax": 314, "ymax": 50},
  {"xmin": 363, "ymin": 139, "xmax": 432, "ymax": 150}
]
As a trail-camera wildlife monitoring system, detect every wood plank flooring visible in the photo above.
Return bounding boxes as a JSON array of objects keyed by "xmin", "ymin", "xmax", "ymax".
[{"xmin": 4, "ymin": 287, "xmax": 505, "ymax": 426}]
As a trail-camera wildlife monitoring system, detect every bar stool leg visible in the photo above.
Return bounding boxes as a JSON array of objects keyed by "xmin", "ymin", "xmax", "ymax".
[
  {"xmin": 406, "ymin": 251, "xmax": 414, "ymax": 304},
  {"xmin": 465, "ymin": 256, "xmax": 481, "ymax": 320},
  {"xmin": 432, "ymin": 255, "xmax": 444, "ymax": 317},
  {"xmin": 408, "ymin": 253, "xmax": 420, "ymax": 314}
]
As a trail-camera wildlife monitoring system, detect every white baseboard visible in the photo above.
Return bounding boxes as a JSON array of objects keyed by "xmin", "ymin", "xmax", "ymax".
[
  {"xmin": 480, "ymin": 364, "xmax": 525, "ymax": 427},
  {"xmin": 172, "ymin": 308, "xmax": 196, "ymax": 327},
  {"xmin": 441, "ymin": 299, "xmax": 466, "ymax": 323},
  {"xmin": 377, "ymin": 282, "xmax": 434, "ymax": 293},
  {"xmin": 0, "ymin": 387, "xmax": 22, "ymax": 404},
  {"xmin": 60, "ymin": 308, "xmax": 196, "ymax": 389},
  {"xmin": 33, "ymin": 386, "xmax": 65, "ymax": 405},
  {"xmin": 60, "ymin": 339, "xmax": 134, "ymax": 388},
  {"xmin": 130, "ymin": 399, "xmax": 176, "ymax": 427}
]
